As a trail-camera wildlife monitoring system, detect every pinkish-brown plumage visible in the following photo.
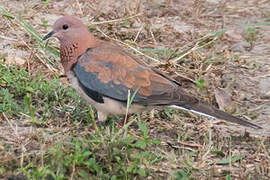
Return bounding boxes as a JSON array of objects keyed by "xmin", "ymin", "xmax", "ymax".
[
  {"xmin": 49, "ymin": 16, "xmax": 102, "ymax": 72},
  {"xmin": 43, "ymin": 16, "xmax": 261, "ymax": 129}
]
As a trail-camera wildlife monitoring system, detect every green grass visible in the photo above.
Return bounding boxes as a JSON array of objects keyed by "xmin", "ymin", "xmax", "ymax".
[
  {"xmin": 0, "ymin": 64, "xmax": 221, "ymax": 179},
  {"xmin": 0, "ymin": 63, "xmax": 87, "ymax": 123},
  {"xmin": 17, "ymin": 130, "xmax": 161, "ymax": 179},
  {"xmin": 0, "ymin": 63, "xmax": 164, "ymax": 179},
  {"xmin": 1, "ymin": 6, "xmax": 269, "ymax": 180}
]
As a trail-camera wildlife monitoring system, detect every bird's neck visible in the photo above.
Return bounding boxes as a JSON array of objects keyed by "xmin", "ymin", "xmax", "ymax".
[{"xmin": 60, "ymin": 34, "xmax": 101, "ymax": 74}]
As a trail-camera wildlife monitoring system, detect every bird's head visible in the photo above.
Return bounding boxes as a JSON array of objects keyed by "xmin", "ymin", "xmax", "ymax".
[
  {"xmin": 43, "ymin": 16, "xmax": 89, "ymax": 43},
  {"xmin": 43, "ymin": 16, "xmax": 96, "ymax": 73}
]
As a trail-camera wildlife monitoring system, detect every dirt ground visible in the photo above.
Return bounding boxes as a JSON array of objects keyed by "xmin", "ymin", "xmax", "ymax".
[{"xmin": 0, "ymin": 0, "xmax": 270, "ymax": 179}]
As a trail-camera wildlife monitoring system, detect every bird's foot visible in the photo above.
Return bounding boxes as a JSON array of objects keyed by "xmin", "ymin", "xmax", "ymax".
[
  {"xmin": 119, "ymin": 114, "xmax": 132, "ymax": 127},
  {"xmin": 88, "ymin": 120, "xmax": 101, "ymax": 131}
]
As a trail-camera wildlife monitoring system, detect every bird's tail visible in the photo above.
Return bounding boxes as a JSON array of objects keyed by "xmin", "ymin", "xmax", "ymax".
[{"xmin": 169, "ymin": 103, "xmax": 262, "ymax": 129}]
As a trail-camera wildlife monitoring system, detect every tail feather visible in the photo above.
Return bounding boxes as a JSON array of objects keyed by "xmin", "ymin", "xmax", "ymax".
[{"xmin": 170, "ymin": 103, "xmax": 262, "ymax": 129}]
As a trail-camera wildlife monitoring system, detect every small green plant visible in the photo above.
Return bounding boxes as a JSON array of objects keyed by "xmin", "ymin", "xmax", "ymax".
[
  {"xmin": 195, "ymin": 78, "xmax": 206, "ymax": 89},
  {"xmin": 42, "ymin": 0, "xmax": 52, "ymax": 5},
  {"xmin": 131, "ymin": 120, "xmax": 161, "ymax": 149},
  {"xmin": 174, "ymin": 169, "xmax": 192, "ymax": 180},
  {"xmin": 123, "ymin": 19, "xmax": 131, "ymax": 26},
  {"xmin": 226, "ymin": 174, "xmax": 232, "ymax": 180},
  {"xmin": 41, "ymin": 19, "xmax": 48, "ymax": 27},
  {"xmin": 24, "ymin": 93, "xmax": 36, "ymax": 123},
  {"xmin": 216, "ymin": 154, "xmax": 244, "ymax": 165},
  {"xmin": 212, "ymin": 149, "xmax": 225, "ymax": 158},
  {"xmin": 242, "ymin": 27, "xmax": 257, "ymax": 49}
]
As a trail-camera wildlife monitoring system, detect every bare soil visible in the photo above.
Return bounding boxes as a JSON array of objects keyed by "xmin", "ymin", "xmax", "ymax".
[{"xmin": 1, "ymin": 0, "xmax": 270, "ymax": 179}]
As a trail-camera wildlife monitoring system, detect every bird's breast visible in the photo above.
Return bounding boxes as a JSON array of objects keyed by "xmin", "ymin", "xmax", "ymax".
[{"xmin": 60, "ymin": 42, "xmax": 81, "ymax": 72}]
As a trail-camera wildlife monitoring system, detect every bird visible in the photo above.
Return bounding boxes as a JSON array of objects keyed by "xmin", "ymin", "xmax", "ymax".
[{"xmin": 42, "ymin": 16, "xmax": 261, "ymax": 129}]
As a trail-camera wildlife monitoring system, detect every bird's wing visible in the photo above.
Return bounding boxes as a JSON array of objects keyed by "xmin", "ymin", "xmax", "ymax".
[
  {"xmin": 73, "ymin": 47, "xmax": 181, "ymax": 104},
  {"xmin": 73, "ymin": 47, "xmax": 261, "ymax": 129}
]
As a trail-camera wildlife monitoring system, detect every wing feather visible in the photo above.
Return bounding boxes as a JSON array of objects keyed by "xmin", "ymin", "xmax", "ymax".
[{"xmin": 73, "ymin": 47, "xmax": 177, "ymax": 104}]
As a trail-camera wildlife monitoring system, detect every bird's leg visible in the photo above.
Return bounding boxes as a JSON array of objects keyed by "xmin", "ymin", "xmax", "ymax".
[
  {"xmin": 119, "ymin": 114, "xmax": 132, "ymax": 127},
  {"xmin": 88, "ymin": 120, "xmax": 101, "ymax": 131},
  {"xmin": 88, "ymin": 111, "xmax": 107, "ymax": 131}
]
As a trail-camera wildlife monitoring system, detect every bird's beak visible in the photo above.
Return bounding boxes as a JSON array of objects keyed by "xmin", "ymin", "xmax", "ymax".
[{"xmin": 42, "ymin": 30, "xmax": 55, "ymax": 40}]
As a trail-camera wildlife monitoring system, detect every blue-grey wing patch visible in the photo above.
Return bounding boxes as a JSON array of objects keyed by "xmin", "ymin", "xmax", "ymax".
[{"xmin": 73, "ymin": 49, "xmax": 147, "ymax": 103}]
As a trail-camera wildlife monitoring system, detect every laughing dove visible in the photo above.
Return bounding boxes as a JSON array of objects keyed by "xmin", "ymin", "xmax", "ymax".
[{"xmin": 43, "ymin": 16, "xmax": 261, "ymax": 129}]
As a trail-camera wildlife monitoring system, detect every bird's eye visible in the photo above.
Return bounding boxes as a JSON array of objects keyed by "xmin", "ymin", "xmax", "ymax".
[{"xmin": 62, "ymin": 24, "xmax": 69, "ymax": 30}]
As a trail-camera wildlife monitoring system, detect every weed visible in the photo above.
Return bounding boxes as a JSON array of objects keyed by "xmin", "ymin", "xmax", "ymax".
[
  {"xmin": 0, "ymin": 63, "xmax": 88, "ymax": 123},
  {"xmin": 242, "ymin": 27, "xmax": 258, "ymax": 46}
]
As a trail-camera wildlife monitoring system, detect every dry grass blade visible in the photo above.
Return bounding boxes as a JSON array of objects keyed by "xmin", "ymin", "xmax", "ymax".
[
  {"xmin": 96, "ymin": 27, "xmax": 161, "ymax": 63},
  {"xmin": 171, "ymin": 30, "xmax": 227, "ymax": 64},
  {"xmin": 0, "ymin": 7, "xmax": 60, "ymax": 64},
  {"xmin": 91, "ymin": 13, "xmax": 143, "ymax": 25}
]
